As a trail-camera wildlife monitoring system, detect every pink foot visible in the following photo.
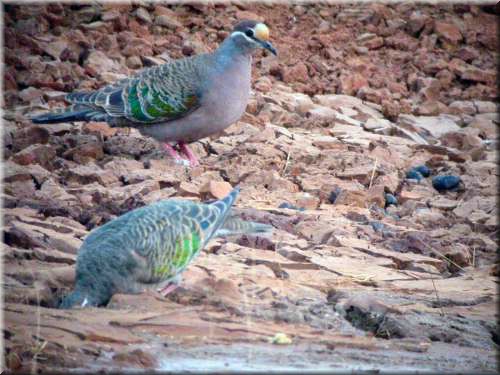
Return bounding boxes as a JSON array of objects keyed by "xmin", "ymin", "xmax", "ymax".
[
  {"xmin": 178, "ymin": 142, "xmax": 199, "ymax": 167},
  {"xmin": 162, "ymin": 143, "xmax": 184, "ymax": 162},
  {"xmin": 158, "ymin": 283, "xmax": 179, "ymax": 297}
]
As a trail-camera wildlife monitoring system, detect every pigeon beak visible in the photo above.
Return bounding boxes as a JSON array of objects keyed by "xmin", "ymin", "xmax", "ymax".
[
  {"xmin": 253, "ymin": 24, "xmax": 277, "ymax": 55},
  {"xmin": 259, "ymin": 40, "xmax": 277, "ymax": 56}
]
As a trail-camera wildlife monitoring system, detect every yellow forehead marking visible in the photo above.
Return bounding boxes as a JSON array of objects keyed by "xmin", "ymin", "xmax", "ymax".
[{"xmin": 254, "ymin": 23, "xmax": 270, "ymax": 41}]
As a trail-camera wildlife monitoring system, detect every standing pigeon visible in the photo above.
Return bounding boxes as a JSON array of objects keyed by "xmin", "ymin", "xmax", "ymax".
[
  {"xmin": 59, "ymin": 187, "xmax": 242, "ymax": 309},
  {"xmin": 31, "ymin": 20, "xmax": 277, "ymax": 166}
]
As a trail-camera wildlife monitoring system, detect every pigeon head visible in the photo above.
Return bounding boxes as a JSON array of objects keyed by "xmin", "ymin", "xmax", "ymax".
[
  {"xmin": 59, "ymin": 279, "xmax": 113, "ymax": 309},
  {"xmin": 230, "ymin": 20, "xmax": 277, "ymax": 55},
  {"xmin": 59, "ymin": 289, "xmax": 102, "ymax": 309}
]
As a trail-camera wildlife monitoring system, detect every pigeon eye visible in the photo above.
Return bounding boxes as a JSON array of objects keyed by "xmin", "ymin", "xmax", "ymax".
[{"xmin": 245, "ymin": 29, "xmax": 254, "ymax": 37}]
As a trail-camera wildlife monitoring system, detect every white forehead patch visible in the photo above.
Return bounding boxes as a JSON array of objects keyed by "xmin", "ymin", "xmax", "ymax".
[{"xmin": 81, "ymin": 297, "xmax": 89, "ymax": 307}]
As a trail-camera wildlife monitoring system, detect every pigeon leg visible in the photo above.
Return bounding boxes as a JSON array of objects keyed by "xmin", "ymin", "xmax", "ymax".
[
  {"xmin": 162, "ymin": 142, "xmax": 184, "ymax": 163},
  {"xmin": 178, "ymin": 142, "xmax": 199, "ymax": 167},
  {"xmin": 158, "ymin": 274, "xmax": 182, "ymax": 297},
  {"xmin": 158, "ymin": 283, "xmax": 179, "ymax": 297}
]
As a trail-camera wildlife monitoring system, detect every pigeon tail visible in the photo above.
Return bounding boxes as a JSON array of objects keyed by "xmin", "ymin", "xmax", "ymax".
[
  {"xmin": 211, "ymin": 186, "xmax": 240, "ymax": 212},
  {"xmin": 204, "ymin": 186, "xmax": 241, "ymax": 240},
  {"xmin": 31, "ymin": 106, "xmax": 106, "ymax": 124}
]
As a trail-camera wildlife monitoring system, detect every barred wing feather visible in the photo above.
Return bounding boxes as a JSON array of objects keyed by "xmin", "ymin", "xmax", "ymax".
[{"xmin": 65, "ymin": 55, "xmax": 205, "ymax": 124}]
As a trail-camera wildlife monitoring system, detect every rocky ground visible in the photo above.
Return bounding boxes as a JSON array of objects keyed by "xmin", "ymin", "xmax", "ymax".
[{"xmin": 2, "ymin": 2, "xmax": 499, "ymax": 373}]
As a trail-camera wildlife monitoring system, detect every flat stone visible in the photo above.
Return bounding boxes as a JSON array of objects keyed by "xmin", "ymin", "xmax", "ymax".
[
  {"xmin": 64, "ymin": 164, "xmax": 120, "ymax": 187},
  {"xmin": 155, "ymin": 14, "xmax": 182, "ymax": 29},
  {"xmin": 337, "ymin": 165, "xmax": 379, "ymax": 185},
  {"xmin": 428, "ymin": 196, "xmax": 458, "ymax": 210},
  {"xmin": 398, "ymin": 114, "xmax": 461, "ymax": 139},
  {"xmin": 473, "ymin": 101, "xmax": 497, "ymax": 114},
  {"xmin": 276, "ymin": 91, "xmax": 315, "ymax": 115},
  {"xmin": 311, "ymin": 135, "xmax": 340, "ymax": 150},
  {"xmin": 434, "ymin": 21, "xmax": 462, "ymax": 45},
  {"xmin": 363, "ymin": 118, "xmax": 393, "ymax": 131},
  {"xmin": 4, "ymin": 161, "xmax": 51, "ymax": 184},
  {"xmin": 468, "ymin": 116, "xmax": 497, "ymax": 139},
  {"xmin": 200, "ymin": 181, "xmax": 233, "ymax": 200},
  {"xmin": 448, "ymin": 101, "xmax": 476, "ymax": 116}
]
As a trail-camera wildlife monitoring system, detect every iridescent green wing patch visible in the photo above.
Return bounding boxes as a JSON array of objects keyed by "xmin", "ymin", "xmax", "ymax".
[
  {"xmin": 128, "ymin": 83, "xmax": 150, "ymax": 122},
  {"xmin": 126, "ymin": 79, "xmax": 199, "ymax": 123},
  {"xmin": 154, "ymin": 262, "xmax": 171, "ymax": 278},
  {"xmin": 170, "ymin": 231, "xmax": 201, "ymax": 271},
  {"xmin": 153, "ymin": 231, "xmax": 201, "ymax": 277}
]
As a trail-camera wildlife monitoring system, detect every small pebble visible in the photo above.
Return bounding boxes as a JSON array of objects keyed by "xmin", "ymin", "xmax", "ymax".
[
  {"xmin": 328, "ymin": 187, "xmax": 342, "ymax": 204},
  {"xmin": 384, "ymin": 206, "xmax": 400, "ymax": 220},
  {"xmin": 370, "ymin": 221, "xmax": 385, "ymax": 233},
  {"xmin": 269, "ymin": 332, "xmax": 292, "ymax": 345},
  {"xmin": 384, "ymin": 193, "xmax": 398, "ymax": 207},
  {"xmin": 406, "ymin": 169, "xmax": 424, "ymax": 181},
  {"xmin": 414, "ymin": 165, "xmax": 431, "ymax": 177},
  {"xmin": 278, "ymin": 202, "xmax": 305, "ymax": 211},
  {"xmin": 369, "ymin": 220, "xmax": 394, "ymax": 238},
  {"xmin": 432, "ymin": 175, "xmax": 462, "ymax": 192}
]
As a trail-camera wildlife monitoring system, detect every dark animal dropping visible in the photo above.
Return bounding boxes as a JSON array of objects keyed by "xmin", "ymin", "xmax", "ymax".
[
  {"xmin": 414, "ymin": 165, "xmax": 431, "ymax": 177},
  {"xmin": 432, "ymin": 175, "xmax": 462, "ymax": 192},
  {"xmin": 406, "ymin": 169, "xmax": 423, "ymax": 181},
  {"xmin": 328, "ymin": 187, "xmax": 342, "ymax": 204},
  {"xmin": 384, "ymin": 193, "xmax": 398, "ymax": 207}
]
